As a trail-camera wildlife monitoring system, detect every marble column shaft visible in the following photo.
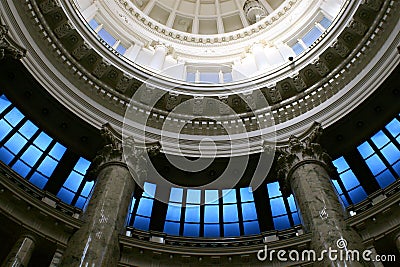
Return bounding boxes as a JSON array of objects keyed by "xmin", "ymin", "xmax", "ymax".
[
  {"xmin": 60, "ymin": 127, "xmax": 135, "ymax": 267},
  {"xmin": 277, "ymin": 123, "xmax": 372, "ymax": 266},
  {"xmin": 1, "ymin": 235, "xmax": 35, "ymax": 267}
]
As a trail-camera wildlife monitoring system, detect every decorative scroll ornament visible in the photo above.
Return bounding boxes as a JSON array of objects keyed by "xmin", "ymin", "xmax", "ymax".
[
  {"xmin": 0, "ymin": 24, "xmax": 26, "ymax": 60},
  {"xmin": 276, "ymin": 122, "xmax": 337, "ymax": 196}
]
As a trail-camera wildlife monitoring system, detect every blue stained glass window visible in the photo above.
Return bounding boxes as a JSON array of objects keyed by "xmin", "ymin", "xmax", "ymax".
[
  {"xmin": 57, "ymin": 188, "xmax": 74, "ymax": 204},
  {"xmin": 75, "ymin": 196, "xmax": 87, "ymax": 209},
  {"xmin": 365, "ymin": 154, "xmax": 386, "ymax": 175},
  {"xmin": 0, "ymin": 95, "xmax": 11, "ymax": 113},
  {"xmin": 169, "ymin": 187, "xmax": 183, "ymax": 202},
  {"xmin": 340, "ymin": 195, "xmax": 350, "ymax": 207},
  {"xmin": 204, "ymin": 224, "xmax": 220, "ymax": 237},
  {"xmin": 4, "ymin": 108, "xmax": 24, "ymax": 126},
  {"xmin": 29, "ymin": 172, "xmax": 47, "ymax": 189},
  {"xmin": 287, "ymin": 195, "xmax": 297, "ymax": 212},
  {"xmin": 205, "ymin": 190, "xmax": 219, "ymax": 204},
  {"xmin": 223, "ymin": 204, "xmax": 238, "ymax": 222},
  {"xmin": 332, "ymin": 157, "xmax": 350, "ymax": 173},
  {"xmin": 37, "ymin": 156, "xmax": 58, "ymax": 176},
  {"xmin": 380, "ymin": 143, "xmax": 399, "ymax": 164},
  {"xmin": 74, "ymin": 157, "xmax": 91, "ymax": 174},
  {"xmin": 185, "ymin": 205, "xmax": 200, "ymax": 222},
  {"xmin": 49, "ymin": 143, "xmax": 66, "ymax": 160},
  {"xmin": 21, "ymin": 146, "xmax": 42, "ymax": 166},
  {"xmin": 164, "ymin": 221, "xmax": 180, "ymax": 235},
  {"xmin": 348, "ymin": 187, "xmax": 367, "ymax": 204},
  {"xmin": 187, "ymin": 189, "xmax": 201, "ymax": 204},
  {"xmin": 5, "ymin": 133, "xmax": 27, "ymax": 154},
  {"xmin": 19, "ymin": 121, "xmax": 38, "ymax": 139},
  {"xmin": 166, "ymin": 204, "xmax": 182, "ymax": 221},
  {"xmin": 267, "ymin": 182, "xmax": 281, "ymax": 198},
  {"xmin": 242, "ymin": 202, "xmax": 257, "ymax": 221},
  {"xmin": 183, "ymin": 223, "xmax": 200, "ymax": 237},
  {"xmin": 0, "ymin": 120, "xmax": 12, "ymax": 140},
  {"xmin": 386, "ymin": 118, "xmax": 400, "ymax": 137},
  {"xmin": 292, "ymin": 212, "xmax": 301, "ymax": 225},
  {"xmin": 332, "ymin": 180, "xmax": 343, "ymax": 194},
  {"xmin": 393, "ymin": 161, "xmax": 400, "ymax": 176},
  {"xmin": 240, "ymin": 187, "xmax": 254, "ymax": 202},
  {"xmin": 371, "ymin": 131, "xmax": 390, "ymax": 149},
  {"xmin": 243, "ymin": 221, "xmax": 260, "ymax": 235},
  {"xmin": 64, "ymin": 171, "xmax": 84, "ymax": 192},
  {"xmin": 0, "ymin": 147, "xmax": 13, "ymax": 164},
  {"xmin": 143, "ymin": 182, "xmax": 156, "ymax": 198},
  {"xmin": 273, "ymin": 215, "xmax": 290, "ymax": 230},
  {"xmin": 204, "ymin": 205, "xmax": 219, "ymax": 223},
  {"xmin": 98, "ymin": 29, "xmax": 116, "ymax": 46},
  {"xmin": 33, "ymin": 132, "xmax": 52, "ymax": 149},
  {"xmin": 302, "ymin": 27, "xmax": 322, "ymax": 46},
  {"xmin": 319, "ymin": 17, "xmax": 332, "ymax": 29},
  {"xmin": 357, "ymin": 142, "xmax": 374, "ymax": 158},
  {"xmin": 270, "ymin": 197, "xmax": 286, "ymax": 216},
  {"xmin": 136, "ymin": 198, "xmax": 154, "ymax": 217},
  {"xmin": 133, "ymin": 216, "xmax": 150, "ymax": 230},
  {"xmin": 11, "ymin": 160, "xmax": 31, "ymax": 178},
  {"xmin": 292, "ymin": 42, "xmax": 304, "ymax": 55},
  {"xmin": 81, "ymin": 181, "xmax": 94, "ymax": 197},
  {"xmin": 375, "ymin": 169, "xmax": 396, "ymax": 188},
  {"xmin": 224, "ymin": 223, "xmax": 240, "ymax": 237},
  {"xmin": 341, "ymin": 170, "xmax": 360, "ymax": 190},
  {"xmin": 222, "ymin": 189, "xmax": 236, "ymax": 204}
]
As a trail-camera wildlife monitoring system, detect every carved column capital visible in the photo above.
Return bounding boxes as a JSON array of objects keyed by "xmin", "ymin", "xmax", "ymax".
[
  {"xmin": 277, "ymin": 122, "xmax": 337, "ymax": 196},
  {"xmin": 0, "ymin": 24, "xmax": 26, "ymax": 60}
]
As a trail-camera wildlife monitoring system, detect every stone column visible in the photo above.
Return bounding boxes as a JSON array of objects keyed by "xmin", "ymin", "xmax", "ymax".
[
  {"xmin": 49, "ymin": 248, "xmax": 63, "ymax": 267},
  {"xmin": 1, "ymin": 234, "xmax": 36, "ymax": 267},
  {"xmin": 60, "ymin": 126, "xmax": 135, "ymax": 267},
  {"xmin": 277, "ymin": 123, "xmax": 371, "ymax": 266},
  {"xmin": 149, "ymin": 43, "xmax": 168, "ymax": 70}
]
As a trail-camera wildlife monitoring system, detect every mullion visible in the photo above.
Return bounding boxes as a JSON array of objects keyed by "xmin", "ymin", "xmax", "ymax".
[
  {"xmin": 179, "ymin": 189, "xmax": 187, "ymax": 236},
  {"xmin": 8, "ymin": 129, "xmax": 41, "ymax": 167},
  {"xmin": 218, "ymin": 190, "xmax": 224, "ymax": 237},
  {"xmin": 283, "ymin": 196, "xmax": 295, "ymax": 227},
  {"xmin": 235, "ymin": 188, "xmax": 245, "ymax": 236},
  {"xmin": 381, "ymin": 128, "xmax": 400, "ymax": 151},
  {"xmin": 24, "ymin": 140, "xmax": 57, "ymax": 180},
  {"xmin": 199, "ymin": 190, "xmax": 205, "ymax": 237},
  {"xmin": 368, "ymin": 140, "xmax": 399, "ymax": 179},
  {"xmin": 0, "ymin": 117, "xmax": 28, "ymax": 147},
  {"xmin": 0, "ymin": 104, "xmax": 14, "ymax": 121},
  {"xmin": 335, "ymin": 177, "xmax": 353, "ymax": 205},
  {"xmin": 70, "ymin": 177, "xmax": 88, "ymax": 206},
  {"xmin": 128, "ymin": 194, "xmax": 140, "ymax": 226}
]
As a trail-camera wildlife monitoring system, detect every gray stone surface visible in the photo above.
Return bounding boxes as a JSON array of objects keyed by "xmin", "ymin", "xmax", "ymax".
[{"xmin": 1, "ymin": 235, "xmax": 35, "ymax": 267}]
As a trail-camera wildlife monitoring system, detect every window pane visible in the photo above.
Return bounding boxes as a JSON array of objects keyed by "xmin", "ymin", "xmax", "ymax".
[
  {"xmin": 319, "ymin": 17, "xmax": 332, "ymax": 29},
  {"xmin": 393, "ymin": 161, "xmax": 400, "ymax": 176},
  {"xmin": 267, "ymin": 182, "xmax": 281, "ymax": 198},
  {"xmin": 116, "ymin": 44, "xmax": 126, "ymax": 55},
  {"xmin": 332, "ymin": 180, "xmax": 343, "ymax": 194},
  {"xmin": 136, "ymin": 198, "xmax": 154, "ymax": 217},
  {"xmin": 185, "ymin": 205, "xmax": 200, "ymax": 222},
  {"xmin": 81, "ymin": 181, "xmax": 94, "ymax": 197},
  {"xmin": 186, "ymin": 72, "xmax": 195, "ymax": 82},
  {"xmin": 340, "ymin": 195, "xmax": 350, "ymax": 207},
  {"xmin": 169, "ymin": 187, "xmax": 183, "ymax": 202},
  {"xmin": 49, "ymin": 143, "xmax": 66, "ymax": 160},
  {"xmin": 223, "ymin": 204, "xmax": 238, "ymax": 222},
  {"xmin": 29, "ymin": 172, "xmax": 48, "ymax": 189},
  {"xmin": 381, "ymin": 143, "xmax": 399, "ymax": 164},
  {"xmin": 302, "ymin": 27, "xmax": 322, "ymax": 46},
  {"xmin": 386, "ymin": 118, "xmax": 400, "ymax": 137},
  {"xmin": 133, "ymin": 216, "xmax": 150, "ymax": 230},
  {"xmin": 292, "ymin": 43, "xmax": 304, "ymax": 55},
  {"xmin": 340, "ymin": 170, "xmax": 360, "ymax": 190},
  {"xmin": 223, "ymin": 72, "xmax": 233, "ymax": 83},
  {"xmin": 348, "ymin": 187, "xmax": 367, "ymax": 204},
  {"xmin": 0, "ymin": 95, "xmax": 11, "ymax": 113},
  {"xmin": 200, "ymin": 72, "xmax": 219, "ymax": 84},
  {"xmin": 21, "ymin": 146, "xmax": 42, "ymax": 166},
  {"xmin": 240, "ymin": 187, "xmax": 254, "ymax": 202},
  {"xmin": 365, "ymin": 154, "xmax": 386, "ymax": 175},
  {"xmin": 292, "ymin": 212, "xmax": 301, "ymax": 225},
  {"xmin": 371, "ymin": 131, "xmax": 390, "ymax": 148},
  {"xmin": 19, "ymin": 121, "xmax": 38, "ymax": 139},
  {"xmin": 0, "ymin": 120, "xmax": 12, "ymax": 140},
  {"xmin": 4, "ymin": 108, "xmax": 24, "ymax": 126},
  {"xmin": 183, "ymin": 223, "xmax": 200, "ymax": 237},
  {"xmin": 224, "ymin": 223, "xmax": 240, "ymax": 237},
  {"xmin": 204, "ymin": 205, "xmax": 219, "ymax": 223},
  {"xmin": 243, "ymin": 221, "xmax": 260, "ymax": 235},
  {"xmin": 98, "ymin": 28, "xmax": 116, "ymax": 46},
  {"xmin": 57, "ymin": 188, "xmax": 75, "ymax": 204},
  {"xmin": 164, "ymin": 221, "xmax": 180, "ymax": 235},
  {"xmin": 332, "ymin": 157, "xmax": 350, "ymax": 173},
  {"xmin": 5, "ymin": 133, "xmax": 27, "ymax": 154},
  {"xmin": 357, "ymin": 142, "xmax": 374, "ymax": 158},
  {"xmin": 11, "ymin": 160, "xmax": 31, "ymax": 178},
  {"xmin": 143, "ymin": 182, "xmax": 156, "ymax": 198},
  {"xmin": 0, "ymin": 147, "xmax": 14, "ymax": 164},
  {"xmin": 273, "ymin": 215, "xmax": 290, "ymax": 230},
  {"xmin": 64, "ymin": 171, "xmax": 84, "ymax": 192},
  {"xmin": 205, "ymin": 190, "xmax": 219, "ymax": 204},
  {"xmin": 166, "ymin": 204, "xmax": 182, "ymax": 221},
  {"xmin": 33, "ymin": 132, "xmax": 52, "ymax": 149},
  {"xmin": 270, "ymin": 197, "xmax": 286, "ymax": 216},
  {"xmin": 187, "ymin": 189, "xmax": 201, "ymax": 204},
  {"xmin": 222, "ymin": 189, "xmax": 236, "ymax": 204},
  {"xmin": 37, "ymin": 156, "xmax": 58, "ymax": 177},
  {"xmin": 204, "ymin": 224, "xmax": 220, "ymax": 237},
  {"xmin": 287, "ymin": 195, "xmax": 297, "ymax": 212},
  {"xmin": 242, "ymin": 202, "xmax": 257, "ymax": 221},
  {"xmin": 88, "ymin": 18, "xmax": 99, "ymax": 29},
  {"xmin": 375, "ymin": 169, "xmax": 396, "ymax": 188},
  {"xmin": 75, "ymin": 196, "xmax": 87, "ymax": 209},
  {"xmin": 74, "ymin": 157, "xmax": 91, "ymax": 174}
]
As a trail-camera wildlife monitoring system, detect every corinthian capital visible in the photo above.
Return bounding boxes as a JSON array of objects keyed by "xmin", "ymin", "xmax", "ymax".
[
  {"xmin": 276, "ymin": 122, "xmax": 336, "ymax": 196},
  {"xmin": 0, "ymin": 24, "xmax": 26, "ymax": 60}
]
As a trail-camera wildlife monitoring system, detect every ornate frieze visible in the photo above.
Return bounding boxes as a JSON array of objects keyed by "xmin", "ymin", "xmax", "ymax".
[{"xmin": 0, "ymin": 25, "xmax": 26, "ymax": 60}]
